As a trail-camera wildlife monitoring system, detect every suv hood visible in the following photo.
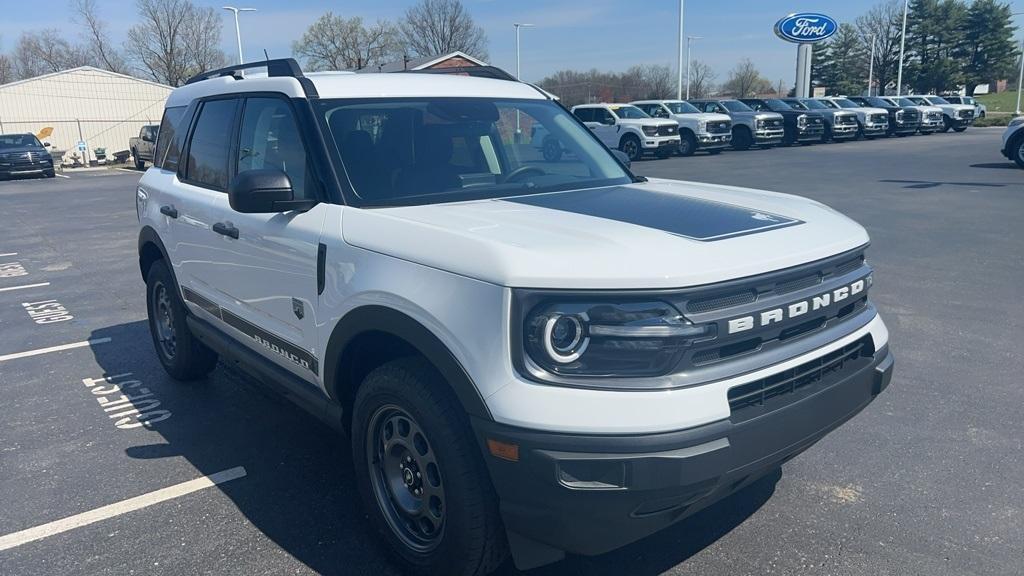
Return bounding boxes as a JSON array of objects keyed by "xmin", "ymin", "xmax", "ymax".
[
  {"xmin": 674, "ymin": 112, "xmax": 731, "ymax": 123},
  {"xmin": 617, "ymin": 117, "xmax": 678, "ymax": 128},
  {"xmin": 342, "ymin": 179, "xmax": 869, "ymax": 289}
]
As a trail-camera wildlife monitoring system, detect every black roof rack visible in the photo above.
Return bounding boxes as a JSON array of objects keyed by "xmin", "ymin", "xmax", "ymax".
[
  {"xmin": 398, "ymin": 65, "xmax": 518, "ymax": 82},
  {"xmin": 184, "ymin": 58, "xmax": 305, "ymax": 86}
]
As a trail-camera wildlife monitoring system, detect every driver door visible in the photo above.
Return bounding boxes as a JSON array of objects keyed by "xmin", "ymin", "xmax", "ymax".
[{"xmin": 585, "ymin": 108, "xmax": 619, "ymax": 147}]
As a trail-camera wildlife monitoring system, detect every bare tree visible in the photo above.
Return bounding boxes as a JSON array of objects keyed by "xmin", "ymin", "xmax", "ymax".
[
  {"xmin": 721, "ymin": 58, "xmax": 772, "ymax": 97},
  {"xmin": 293, "ymin": 13, "xmax": 400, "ymax": 71},
  {"xmin": 72, "ymin": 0, "xmax": 129, "ymax": 74},
  {"xmin": 626, "ymin": 64, "xmax": 675, "ymax": 99},
  {"xmin": 125, "ymin": 0, "xmax": 227, "ymax": 87},
  {"xmin": 688, "ymin": 60, "xmax": 717, "ymax": 98},
  {"xmin": 400, "ymin": 0, "xmax": 488, "ymax": 60},
  {"xmin": 0, "ymin": 53, "xmax": 13, "ymax": 84},
  {"xmin": 854, "ymin": 0, "xmax": 904, "ymax": 95},
  {"xmin": 13, "ymin": 30, "xmax": 91, "ymax": 78}
]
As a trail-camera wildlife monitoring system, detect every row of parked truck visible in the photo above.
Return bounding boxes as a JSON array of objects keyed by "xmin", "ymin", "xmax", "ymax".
[{"xmin": 543, "ymin": 95, "xmax": 978, "ymax": 162}]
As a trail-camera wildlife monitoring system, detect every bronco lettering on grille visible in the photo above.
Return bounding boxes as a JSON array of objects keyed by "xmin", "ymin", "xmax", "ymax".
[{"xmin": 727, "ymin": 276, "xmax": 871, "ymax": 334}]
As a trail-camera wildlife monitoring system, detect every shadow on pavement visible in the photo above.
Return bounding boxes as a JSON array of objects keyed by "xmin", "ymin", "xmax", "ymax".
[
  {"xmin": 89, "ymin": 320, "xmax": 777, "ymax": 576},
  {"xmin": 969, "ymin": 162, "xmax": 1019, "ymax": 170}
]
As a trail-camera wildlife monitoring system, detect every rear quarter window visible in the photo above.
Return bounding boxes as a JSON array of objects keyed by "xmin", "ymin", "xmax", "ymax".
[{"xmin": 154, "ymin": 106, "xmax": 188, "ymax": 170}]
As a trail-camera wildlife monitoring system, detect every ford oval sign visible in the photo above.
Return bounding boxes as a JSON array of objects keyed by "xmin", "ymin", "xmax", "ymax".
[{"xmin": 774, "ymin": 13, "xmax": 838, "ymax": 44}]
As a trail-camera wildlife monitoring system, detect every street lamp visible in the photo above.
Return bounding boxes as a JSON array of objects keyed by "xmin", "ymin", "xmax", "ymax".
[
  {"xmin": 223, "ymin": 6, "xmax": 256, "ymax": 65},
  {"xmin": 895, "ymin": 0, "xmax": 909, "ymax": 96},
  {"xmin": 513, "ymin": 23, "xmax": 534, "ymax": 141},
  {"xmin": 685, "ymin": 36, "xmax": 702, "ymax": 99},
  {"xmin": 1014, "ymin": 13, "xmax": 1024, "ymax": 115},
  {"xmin": 676, "ymin": 0, "xmax": 686, "ymax": 100},
  {"xmin": 867, "ymin": 33, "xmax": 877, "ymax": 97}
]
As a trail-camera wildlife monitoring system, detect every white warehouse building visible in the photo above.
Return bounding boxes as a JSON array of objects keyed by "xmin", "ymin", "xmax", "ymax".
[{"xmin": 0, "ymin": 67, "xmax": 172, "ymax": 165}]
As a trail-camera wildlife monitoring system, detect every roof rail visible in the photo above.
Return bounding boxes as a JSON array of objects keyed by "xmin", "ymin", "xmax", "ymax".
[
  {"xmin": 398, "ymin": 65, "xmax": 519, "ymax": 82},
  {"xmin": 184, "ymin": 58, "xmax": 305, "ymax": 86}
]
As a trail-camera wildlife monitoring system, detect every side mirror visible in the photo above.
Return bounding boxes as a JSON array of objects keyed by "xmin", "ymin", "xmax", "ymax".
[
  {"xmin": 43, "ymin": 142, "xmax": 51, "ymax": 147},
  {"xmin": 611, "ymin": 149, "xmax": 631, "ymax": 169},
  {"xmin": 228, "ymin": 169, "xmax": 315, "ymax": 213}
]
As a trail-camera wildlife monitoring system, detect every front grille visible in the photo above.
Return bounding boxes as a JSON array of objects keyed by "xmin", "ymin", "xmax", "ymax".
[
  {"xmin": 727, "ymin": 335, "xmax": 875, "ymax": 422},
  {"xmin": 904, "ymin": 110, "xmax": 919, "ymax": 122},
  {"xmin": 927, "ymin": 112, "xmax": 942, "ymax": 122},
  {"xmin": 0, "ymin": 151, "xmax": 47, "ymax": 166},
  {"xmin": 707, "ymin": 120, "xmax": 731, "ymax": 134},
  {"xmin": 958, "ymin": 109, "xmax": 973, "ymax": 119},
  {"xmin": 869, "ymin": 113, "xmax": 888, "ymax": 123},
  {"xmin": 837, "ymin": 115, "xmax": 857, "ymax": 125},
  {"xmin": 760, "ymin": 118, "xmax": 783, "ymax": 129},
  {"xmin": 809, "ymin": 117, "xmax": 823, "ymax": 125},
  {"xmin": 658, "ymin": 125, "xmax": 678, "ymax": 136},
  {"xmin": 688, "ymin": 289, "xmax": 757, "ymax": 313}
]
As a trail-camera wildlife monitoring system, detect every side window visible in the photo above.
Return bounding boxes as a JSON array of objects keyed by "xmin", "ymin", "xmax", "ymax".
[
  {"xmin": 573, "ymin": 108, "xmax": 593, "ymax": 122},
  {"xmin": 185, "ymin": 99, "xmax": 237, "ymax": 190},
  {"xmin": 154, "ymin": 106, "xmax": 187, "ymax": 170},
  {"xmin": 595, "ymin": 108, "xmax": 614, "ymax": 124},
  {"xmin": 237, "ymin": 97, "xmax": 314, "ymax": 200}
]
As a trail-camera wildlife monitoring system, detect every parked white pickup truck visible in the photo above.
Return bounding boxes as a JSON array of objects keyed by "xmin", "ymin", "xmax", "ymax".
[
  {"xmin": 630, "ymin": 100, "xmax": 732, "ymax": 156},
  {"xmin": 571, "ymin": 103, "xmax": 680, "ymax": 161}
]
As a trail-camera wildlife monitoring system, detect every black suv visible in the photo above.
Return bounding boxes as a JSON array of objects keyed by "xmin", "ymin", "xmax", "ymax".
[
  {"xmin": 0, "ymin": 133, "xmax": 55, "ymax": 179},
  {"xmin": 739, "ymin": 98, "xmax": 825, "ymax": 145},
  {"xmin": 848, "ymin": 96, "xmax": 920, "ymax": 137}
]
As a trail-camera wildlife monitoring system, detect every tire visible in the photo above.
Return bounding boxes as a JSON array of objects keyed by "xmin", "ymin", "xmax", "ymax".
[
  {"xmin": 855, "ymin": 124, "xmax": 865, "ymax": 140},
  {"xmin": 352, "ymin": 357, "xmax": 507, "ymax": 576},
  {"xmin": 145, "ymin": 260, "xmax": 218, "ymax": 380},
  {"xmin": 1013, "ymin": 136, "xmax": 1024, "ymax": 169},
  {"xmin": 134, "ymin": 151, "xmax": 146, "ymax": 170},
  {"xmin": 677, "ymin": 131, "xmax": 697, "ymax": 157},
  {"xmin": 43, "ymin": 169, "xmax": 55, "ymax": 178},
  {"xmin": 731, "ymin": 126, "xmax": 752, "ymax": 151},
  {"xmin": 941, "ymin": 117, "xmax": 952, "ymax": 133},
  {"xmin": 618, "ymin": 134, "xmax": 642, "ymax": 162},
  {"xmin": 952, "ymin": 126, "xmax": 967, "ymax": 133},
  {"xmin": 979, "ymin": 110, "xmax": 986, "ymax": 118},
  {"xmin": 541, "ymin": 137, "xmax": 562, "ymax": 162}
]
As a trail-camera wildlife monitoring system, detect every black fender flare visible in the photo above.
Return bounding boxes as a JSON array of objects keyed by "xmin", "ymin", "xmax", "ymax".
[
  {"xmin": 323, "ymin": 305, "xmax": 492, "ymax": 420},
  {"xmin": 137, "ymin": 226, "xmax": 177, "ymax": 287}
]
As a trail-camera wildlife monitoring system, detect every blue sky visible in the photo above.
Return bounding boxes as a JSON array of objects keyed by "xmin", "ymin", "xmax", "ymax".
[{"xmin": 2, "ymin": 1, "xmax": 1023, "ymax": 86}]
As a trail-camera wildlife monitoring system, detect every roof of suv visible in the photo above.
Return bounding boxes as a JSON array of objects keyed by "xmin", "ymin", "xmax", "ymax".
[{"xmin": 166, "ymin": 71, "xmax": 547, "ymax": 107}]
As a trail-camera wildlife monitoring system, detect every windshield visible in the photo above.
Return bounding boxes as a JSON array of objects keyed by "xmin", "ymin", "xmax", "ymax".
[
  {"xmin": 833, "ymin": 98, "xmax": 860, "ymax": 109},
  {"xmin": 318, "ymin": 98, "xmax": 632, "ymax": 207},
  {"xmin": 762, "ymin": 99, "xmax": 793, "ymax": 112},
  {"xmin": 666, "ymin": 101, "xmax": 700, "ymax": 114},
  {"xmin": 0, "ymin": 134, "xmax": 43, "ymax": 149},
  {"xmin": 721, "ymin": 100, "xmax": 753, "ymax": 112},
  {"xmin": 962, "ymin": 96, "xmax": 975, "ymax": 105},
  {"xmin": 783, "ymin": 100, "xmax": 808, "ymax": 110},
  {"xmin": 865, "ymin": 97, "xmax": 892, "ymax": 107},
  {"xmin": 895, "ymin": 97, "xmax": 917, "ymax": 107},
  {"xmin": 799, "ymin": 99, "xmax": 829, "ymax": 110},
  {"xmin": 926, "ymin": 96, "xmax": 950, "ymax": 105},
  {"xmin": 608, "ymin": 105, "xmax": 649, "ymax": 119}
]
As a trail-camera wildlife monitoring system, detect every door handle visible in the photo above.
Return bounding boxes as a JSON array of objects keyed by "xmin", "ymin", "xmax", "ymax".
[
  {"xmin": 212, "ymin": 222, "xmax": 239, "ymax": 239},
  {"xmin": 160, "ymin": 205, "xmax": 178, "ymax": 219}
]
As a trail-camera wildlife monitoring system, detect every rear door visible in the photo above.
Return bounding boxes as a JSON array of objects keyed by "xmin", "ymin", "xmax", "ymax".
[{"xmin": 202, "ymin": 95, "xmax": 330, "ymax": 382}]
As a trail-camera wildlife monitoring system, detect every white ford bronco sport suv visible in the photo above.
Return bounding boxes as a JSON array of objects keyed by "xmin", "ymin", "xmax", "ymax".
[
  {"xmin": 570, "ymin": 103, "xmax": 680, "ymax": 161},
  {"xmin": 137, "ymin": 60, "xmax": 894, "ymax": 575}
]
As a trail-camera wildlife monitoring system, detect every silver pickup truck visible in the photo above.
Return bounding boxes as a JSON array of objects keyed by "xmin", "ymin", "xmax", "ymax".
[{"xmin": 688, "ymin": 99, "xmax": 785, "ymax": 150}]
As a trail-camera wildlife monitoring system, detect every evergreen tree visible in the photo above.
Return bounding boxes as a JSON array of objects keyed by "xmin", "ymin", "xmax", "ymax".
[
  {"xmin": 812, "ymin": 24, "xmax": 870, "ymax": 95},
  {"xmin": 960, "ymin": 0, "xmax": 1019, "ymax": 94},
  {"xmin": 906, "ymin": 0, "xmax": 968, "ymax": 93}
]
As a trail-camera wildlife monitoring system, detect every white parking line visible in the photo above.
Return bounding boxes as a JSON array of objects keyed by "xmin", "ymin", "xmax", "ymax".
[
  {"xmin": 0, "ymin": 466, "xmax": 247, "ymax": 551},
  {"xmin": 0, "ymin": 252, "xmax": 17, "ymax": 257},
  {"xmin": 116, "ymin": 168, "xmax": 141, "ymax": 174},
  {"xmin": 54, "ymin": 174, "xmax": 70, "ymax": 179},
  {"xmin": 0, "ymin": 338, "xmax": 112, "ymax": 362},
  {"xmin": 0, "ymin": 282, "xmax": 50, "ymax": 293}
]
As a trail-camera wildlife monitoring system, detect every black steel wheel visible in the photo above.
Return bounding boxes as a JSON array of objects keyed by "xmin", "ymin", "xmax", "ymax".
[
  {"xmin": 367, "ymin": 404, "xmax": 447, "ymax": 553},
  {"xmin": 352, "ymin": 358, "xmax": 507, "ymax": 576},
  {"xmin": 619, "ymin": 134, "xmax": 642, "ymax": 161},
  {"xmin": 145, "ymin": 260, "xmax": 217, "ymax": 380}
]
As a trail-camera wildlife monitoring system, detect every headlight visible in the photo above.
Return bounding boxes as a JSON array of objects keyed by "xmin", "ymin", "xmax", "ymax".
[
  {"xmin": 520, "ymin": 298, "xmax": 715, "ymax": 379},
  {"xmin": 797, "ymin": 114, "xmax": 807, "ymax": 126},
  {"xmin": 698, "ymin": 120, "xmax": 707, "ymax": 131},
  {"xmin": 642, "ymin": 125, "xmax": 659, "ymax": 136}
]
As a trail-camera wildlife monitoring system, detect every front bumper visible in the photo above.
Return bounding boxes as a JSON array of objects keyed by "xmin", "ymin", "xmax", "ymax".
[
  {"xmin": 862, "ymin": 122, "xmax": 888, "ymax": 135},
  {"xmin": 891, "ymin": 123, "xmax": 919, "ymax": 134},
  {"xmin": 950, "ymin": 116, "xmax": 974, "ymax": 128},
  {"xmin": 697, "ymin": 133, "xmax": 731, "ymax": 149},
  {"xmin": 753, "ymin": 128, "xmax": 785, "ymax": 145},
  {"xmin": 476, "ymin": 345, "xmax": 894, "ymax": 569},
  {"xmin": 797, "ymin": 126, "xmax": 825, "ymax": 141},
  {"xmin": 919, "ymin": 120, "xmax": 943, "ymax": 132},
  {"xmin": 831, "ymin": 123, "xmax": 859, "ymax": 139},
  {"xmin": 641, "ymin": 136, "xmax": 681, "ymax": 151},
  {"xmin": 0, "ymin": 162, "xmax": 52, "ymax": 176}
]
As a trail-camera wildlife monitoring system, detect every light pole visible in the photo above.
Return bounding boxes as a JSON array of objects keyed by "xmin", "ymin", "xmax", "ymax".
[
  {"xmin": 685, "ymin": 36, "xmax": 702, "ymax": 99},
  {"xmin": 677, "ymin": 0, "xmax": 686, "ymax": 100},
  {"xmin": 1014, "ymin": 13, "xmax": 1024, "ymax": 115},
  {"xmin": 896, "ymin": 0, "xmax": 909, "ymax": 96},
  {"xmin": 868, "ymin": 33, "xmax": 876, "ymax": 96},
  {"xmin": 513, "ymin": 23, "xmax": 534, "ymax": 141},
  {"xmin": 223, "ymin": 7, "xmax": 256, "ymax": 65}
]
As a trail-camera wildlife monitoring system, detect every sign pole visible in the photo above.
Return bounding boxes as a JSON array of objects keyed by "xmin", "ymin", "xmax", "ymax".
[{"xmin": 795, "ymin": 43, "xmax": 813, "ymax": 98}]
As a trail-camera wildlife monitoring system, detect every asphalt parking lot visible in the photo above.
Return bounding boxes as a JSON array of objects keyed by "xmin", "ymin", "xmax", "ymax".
[{"xmin": 0, "ymin": 128, "xmax": 1021, "ymax": 576}]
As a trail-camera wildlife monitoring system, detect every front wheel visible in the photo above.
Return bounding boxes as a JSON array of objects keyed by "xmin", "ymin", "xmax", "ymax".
[
  {"xmin": 352, "ymin": 358, "xmax": 507, "ymax": 576},
  {"xmin": 821, "ymin": 124, "xmax": 833, "ymax": 143},
  {"xmin": 731, "ymin": 127, "xmax": 752, "ymax": 151},
  {"xmin": 677, "ymin": 132, "xmax": 697, "ymax": 157},
  {"xmin": 619, "ymin": 134, "xmax": 642, "ymax": 162},
  {"xmin": 941, "ymin": 117, "xmax": 952, "ymax": 133},
  {"xmin": 1013, "ymin": 137, "xmax": 1024, "ymax": 169},
  {"xmin": 145, "ymin": 260, "xmax": 217, "ymax": 380}
]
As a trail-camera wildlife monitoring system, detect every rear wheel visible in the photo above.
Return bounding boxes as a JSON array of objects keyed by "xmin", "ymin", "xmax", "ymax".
[
  {"xmin": 145, "ymin": 260, "xmax": 217, "ymax": 380},
  {"xmin": 133, "ymin": 149, "xmax": 145, "ymax": 170},
  {"xmin": 541, "ymin": 137, "xmax": 562, "ymax": 162},
  {"xmin": 352, "ymin": 358, "xmax": 507, "ymax": 576},
  {"xmin": 731, "ymin": 126, "xmax": 752, "ymax": 151},
  {"xmin": 619, "ymin": 134, "xmax": 642, "ymax": 162}
]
